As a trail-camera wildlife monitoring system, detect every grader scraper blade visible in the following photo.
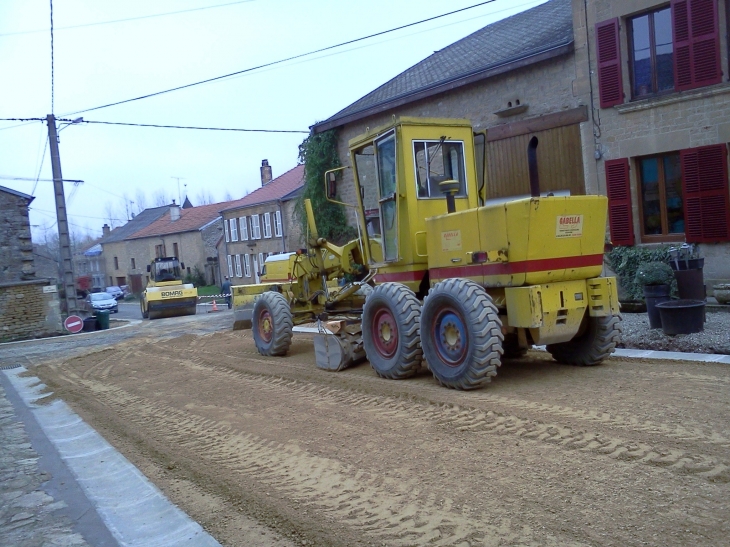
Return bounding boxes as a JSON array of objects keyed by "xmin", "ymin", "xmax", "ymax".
[{"xmin": 314, "ymin": 333, "xmax": 365, "ymax": 372}]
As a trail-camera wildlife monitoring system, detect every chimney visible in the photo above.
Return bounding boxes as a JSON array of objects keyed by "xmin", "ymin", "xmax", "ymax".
[
  {"xmin": 260, "ymin": 159, "xmax": 272, "ymax": 186},
  {"xmin": 102, "ymin": 224, "xmax": 111, "ymax": 237},
  {"xmin": 170, "ymin": 200, "xmax": 180, "ymax": 221}
]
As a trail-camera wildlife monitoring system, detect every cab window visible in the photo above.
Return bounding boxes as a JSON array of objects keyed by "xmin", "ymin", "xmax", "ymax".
[{"xmin": 413, "ymin": 140, "xmax": 467, "ymax": 198}]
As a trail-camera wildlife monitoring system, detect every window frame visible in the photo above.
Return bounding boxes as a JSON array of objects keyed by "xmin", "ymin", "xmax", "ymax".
[
  {"xmin": 244, "ymin": 254, "xmax": 251, "ymax": 277},
  {"xmin": 263, "ymin": 212, "xmax": 272, "ymax": 238},
  {"xmin": 627, "ymin": 6, "xmax": 675, "ymax": 100},
  {"xmin": 251, "ymin": 214, "xmax": 261, "ymax": 239},
  {"xmin": 229, "ymin": 218, "xmax": 238, "ymax": 241},
  {"xmin": 235, "ymin": 254, "xmax": 242, "ymax": 277},
  {"xmin": 274, "ymin": 210, "xmax": 282, "ymax": 237},
  {"xmin": 239, "ymin": 216, "xmax": 248, "ymax": 240},
  {"xmin": 227, "ymin": 255, "xmax": 233, "ymax": 278},
  {"xmin": 224, "ymin": 220, "xmax": 230, "ymax": 242},
  {"xmin": 636, "ymin": 151, "xmax": 685, "ymax": 243}
]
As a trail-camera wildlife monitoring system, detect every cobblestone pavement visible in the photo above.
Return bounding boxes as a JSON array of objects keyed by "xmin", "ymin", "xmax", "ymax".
[{"xmin": 0, "ymin": 379, "xmax": 91, "ymax": 547}]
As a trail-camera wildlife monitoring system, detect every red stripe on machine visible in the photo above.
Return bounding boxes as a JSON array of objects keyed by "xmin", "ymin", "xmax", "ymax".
[{"xmin": 429, "ymin": 254, "xmax": 604, "ymax": 280}]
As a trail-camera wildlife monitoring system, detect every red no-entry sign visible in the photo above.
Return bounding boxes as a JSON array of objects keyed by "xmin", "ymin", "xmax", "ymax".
[{"xmin": 64, "ymin": 315, "xmax": 83, "ymax": 334}]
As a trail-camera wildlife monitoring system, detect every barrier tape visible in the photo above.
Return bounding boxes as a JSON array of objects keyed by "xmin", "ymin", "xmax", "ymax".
[{"xmin": 197, "ymin": 294, "xmax": 230, "ymax": 300}]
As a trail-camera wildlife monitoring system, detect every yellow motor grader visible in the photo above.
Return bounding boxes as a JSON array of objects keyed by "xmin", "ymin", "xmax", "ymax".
[
  {"xmin": 140, "ymin": 257, "xmax": 198, "ymax": 319},
  {"xmin": 232, "ymin": 116, "xmax": 621, "ymax": 389}
]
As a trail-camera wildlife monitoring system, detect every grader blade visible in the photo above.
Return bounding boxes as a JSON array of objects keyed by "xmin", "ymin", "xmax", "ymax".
[{"xmin": 314, "ymin": 332, "xmax": 365, "ymax": 372}]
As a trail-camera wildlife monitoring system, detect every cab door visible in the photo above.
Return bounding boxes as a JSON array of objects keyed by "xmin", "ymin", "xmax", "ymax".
[{"xmin": 375, "ymin": 132, "xmax": 398, "ymax": 262}]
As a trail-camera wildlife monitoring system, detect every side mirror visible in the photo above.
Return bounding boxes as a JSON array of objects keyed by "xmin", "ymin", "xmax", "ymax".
[{"xmin": 146, "ymin": 265, "xmax": 151, "ymax": 273}]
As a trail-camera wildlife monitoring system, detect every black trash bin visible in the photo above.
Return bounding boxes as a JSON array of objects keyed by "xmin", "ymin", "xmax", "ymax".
[
  {"xmin": 656, "ymin": 300, "xmax": 705, "ymax": 335},
  {"xmin": 82, "ymin": 317, "xmax": 97, "ymax": 332}
]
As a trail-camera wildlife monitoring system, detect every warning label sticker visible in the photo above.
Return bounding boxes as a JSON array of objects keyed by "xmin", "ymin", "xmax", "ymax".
[
  {"xmin": 441, "ymin": 230, "xmax": 462, "ymax": 252},
  {"xmin": 556, "ymin": 215, "xmax": 584, "ymax": 238}
]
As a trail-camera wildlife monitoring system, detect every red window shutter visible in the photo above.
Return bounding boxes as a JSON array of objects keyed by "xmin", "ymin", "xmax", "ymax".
[
  {"xmin": 595, "ymin": 19, "xmax": 624, "ymax": 108},
  {"xmin": 681, "ymin": 144, "xmax": 730, "ymax": 242},
  {"xmin": 605, "ymin": 159, "xmax": 634, "ymax": 246},
  {"xmin": 672, "ymin": 0, "xmax": 721, "ymax": 91}
]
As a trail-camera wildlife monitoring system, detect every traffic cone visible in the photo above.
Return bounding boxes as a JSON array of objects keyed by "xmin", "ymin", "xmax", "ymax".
[{"xmin": 212, "ymin": 299, "xmax": 218, "ymax": 312}]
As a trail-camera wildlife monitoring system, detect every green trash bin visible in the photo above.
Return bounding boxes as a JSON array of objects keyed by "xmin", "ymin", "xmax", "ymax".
[{"xmin": 96, "ymin": 310, "xmax": 110, "ymax": 330}]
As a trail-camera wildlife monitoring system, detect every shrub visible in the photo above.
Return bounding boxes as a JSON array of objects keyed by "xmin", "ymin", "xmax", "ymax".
[
  {"xmin": 635, "ymin": 261, "xmax": 675, "ymax": 286},
  {"xmin": 606, "ymin": 245, "xmax": 672, "ymax": 301}
]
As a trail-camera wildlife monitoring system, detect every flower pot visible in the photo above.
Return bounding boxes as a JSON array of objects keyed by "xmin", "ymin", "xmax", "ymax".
[
  {"xmin": 656, "ymin": 300, "xmax": 705, "ymax": 335},
  {"xmin": 673, "ymin": 268, "xmax": 705, "ymax": 300},
  {"xmin": 643, "ymin": 284, "xmax": 671, "ymax": 329},
  {"xmin": 713, "ymin": 284, "xmax": 730, "ymax": 305}
]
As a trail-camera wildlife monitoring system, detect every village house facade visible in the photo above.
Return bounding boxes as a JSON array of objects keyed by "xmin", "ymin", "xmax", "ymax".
[
  {"xmin": 218, "ymin": 162, "xmax": 305, "ymax": 285},
  {"xmin": 312, "ymin": 0, "xmax": 730, "ymax": 288},
  {"xmin": 0, "ymin": 185, "xmax": 62, "ymax": 341}
]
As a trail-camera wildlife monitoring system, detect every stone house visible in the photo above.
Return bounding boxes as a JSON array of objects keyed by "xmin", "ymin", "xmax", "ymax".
[
  {"xmin": 0, "ymin": 185, "xmax": 62, "ymax": 341},
  {"xmin": 98, "ymin": 205, "xmax": 171, "ymax": 292},
  {"xmin": 121, "ymin": 202, "xmax": 226, "ymax": 290},
  {"xmin": 580, "ymin": 0, "xmax": 730, "ymax": 288},
  {"xmin": 218, "ymin": 162, "xmax": 305, "ymax": 285},
  {"xmin": 312, "ymin": 0, "xmax": 730, "ymax": 288}
]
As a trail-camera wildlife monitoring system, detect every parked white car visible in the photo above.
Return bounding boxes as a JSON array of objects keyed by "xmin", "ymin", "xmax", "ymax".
[
  {"xmin": 87, "ymin": 292, "xmax": 119, "ymax": 313},
  {"xmin": 105, "ymin": 286, "xmax": 124, "ymax": 300}
]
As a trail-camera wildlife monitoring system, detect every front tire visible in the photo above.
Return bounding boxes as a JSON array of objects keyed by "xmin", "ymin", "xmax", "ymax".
[
  {"xmin": 546, "ymin": 314, "xmax": 623, "ymax": 366},
  {"xmin": 362, "ymin": 283, "xmax": 422, "ymax": 379},
  {"xmin": 252, "ymin": 291, "xmax": 293, "ymax": 356},
  {"xmin": 421, "ymin": 279, "xmax": 503, "ymax": 390}
]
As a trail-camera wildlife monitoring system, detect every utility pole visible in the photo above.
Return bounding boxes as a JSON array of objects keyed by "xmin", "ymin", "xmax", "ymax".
[
  {"xmin": 47, "ymin": 113, "xmax": 78, "ymax": 316},
  {"xmin": 172, "ymin": 176, "xmax": 185, "ymax": 205}
]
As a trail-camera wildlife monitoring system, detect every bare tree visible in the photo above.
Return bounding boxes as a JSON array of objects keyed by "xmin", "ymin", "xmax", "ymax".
[
  {"xmin": 104, "ymin": 201, "xmax": 121, "ymax": 228},
  {"xmin": 196, "ymin": 189, "xmax": 215, "ymax": 205},
  {"xmin": 153, "ymin": 189, "xmax": 168, "ymax": 207},
  {"xmin": 135, "ymin": 189, "xmax": 148, "ymax": 213},
  {"xmin": 223, "ymin": 190, "xmax": 233, "ymax": 202}
]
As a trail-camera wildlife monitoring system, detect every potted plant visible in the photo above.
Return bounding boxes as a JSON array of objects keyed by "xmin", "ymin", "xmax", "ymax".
[{"xmin": 635, "ymin": 261, "xmax": 674, "ymax": 329}]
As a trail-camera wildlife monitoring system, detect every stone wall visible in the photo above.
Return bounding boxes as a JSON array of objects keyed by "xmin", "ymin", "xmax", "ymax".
[
  {"xmin": 0, "ymin": 280, "xmax": 62, "ymax": 342},
  {"xmin": 579, "ymin": 0, "xmax": 730, "ymax": 284},
  {"xmin": 0, "ymin": 191, "xmax": 35, "ymax": 282}
]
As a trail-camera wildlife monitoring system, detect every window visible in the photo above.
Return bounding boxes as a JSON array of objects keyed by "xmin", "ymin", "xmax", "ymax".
[
  {"xmin": 251, "ymin": 214, "xmax": 261, "ymax": 239},
  {"xmin": 227, "ymin": 255, "xmax": 233, "ymax": 278},
  {"xmin": 244, "ymin": 254, "xmax": 251, "ymax": 277},
  {"xmin": 606, "ymin": 144, "xmax": 730, "ymax": 246},
  {"xmin": 224, "ymin": 220, "xmax": 230, "ymax": 242},
  {"xmin": 240, "ymin": 216, "xmax": 248, "ymax": 240},
  {"xmin": 131, "ymin": 258, "xmax": 136, "ymax": 270},
  {"xmin": 173, "ymin": 242, "xmax": 179, "ymax": 257},
  {"xmin": 413, "ymin": 140, "xmax": 467, "ymax": 198},
  {"xmin": 263, "ymin": 212, "xmax": 272, "ymax": 238},
  {"xmin": 629, "ymin": 7, "xmax": 674, "ymax": 97},
  {"xmin": 638, "ymin": 153, "xmax": 684, "ymax": 240},
  {"xmin": 230, "ymin": 218, "xmax": 238, "ymax": 241},
  {"xmin": 274, "ymin": 210, "xmax": 282, "ymax": 237},
  {"xmin": 596, "ymin": 1, "xmax": 721, "ymax": 107},
  {"xmin": 155, "ymin": 244, "xmax": 165, "ymax": 258},
  {"xmin": 235, "ymin": 254, "xmax": 242, "ymax": 277},
  {"xmin": 114, "ymin": 257, "xmax": 119, "ymax": 270}
]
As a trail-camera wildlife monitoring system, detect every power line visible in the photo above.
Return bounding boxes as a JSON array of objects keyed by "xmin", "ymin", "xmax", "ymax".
[
  {"xmin": 0, "ymin": 0, "xmax": 257, "ymax": 37},
  {"xmin": 0, "ymin": 175, "xmax": 83, "ymax": 183},
  {"xmin": 64, "ymin": 0, "xmax": 496, "ymax": 116},
  {"xmin": 73, "ymin": 119, "xmax": 309, "ymax": 133}
]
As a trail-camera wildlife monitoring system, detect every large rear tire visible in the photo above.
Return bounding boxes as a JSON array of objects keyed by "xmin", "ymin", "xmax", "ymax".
[
  {"xmin": 546, "ymin": 314, "xmax": 622, "ymax": 366},
  {"xmin": 421, "ymin": 278, "xmax": 503, "ymax": 390},
  {"xmin": 362, "ymin": 283, "xmax": 422, "ymax": 379},
  {"xmin": 252, "ymin": 291, "xmax": 293, "ymax": 356}
]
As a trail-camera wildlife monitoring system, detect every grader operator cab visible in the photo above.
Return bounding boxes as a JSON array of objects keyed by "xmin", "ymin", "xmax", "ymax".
[
  {"xmin": 232, "ymin": 117, "xmax": 621, "ymax": 389},
  {"xmin": 140, "ymin": 257, "xmax": 198, "ymax": 319}
]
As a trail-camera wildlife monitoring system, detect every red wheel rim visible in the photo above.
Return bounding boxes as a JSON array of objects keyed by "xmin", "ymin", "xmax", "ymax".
[
  {"xmin": 258, "ymin": 309, "xmax": 273, "ymax": 343},
  {"xmin": 372, "ymin": 307, "xmax": 398, "ymax": 358}
]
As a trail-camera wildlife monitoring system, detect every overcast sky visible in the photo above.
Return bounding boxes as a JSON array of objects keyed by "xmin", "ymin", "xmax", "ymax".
[{"xmin": 0, "ymin": 0, "xmax": 545, "ymax": 241}]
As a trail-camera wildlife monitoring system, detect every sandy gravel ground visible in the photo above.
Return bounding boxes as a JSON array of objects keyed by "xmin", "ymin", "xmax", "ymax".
[{"xmin": 15, "ymin": 312, "xmax": 728, "ymax": 547}]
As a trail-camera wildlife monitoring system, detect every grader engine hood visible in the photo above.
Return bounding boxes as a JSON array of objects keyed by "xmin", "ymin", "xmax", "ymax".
[{"xmin": 426, "ymin": 195, "xmax": 607, "ymax": 287}]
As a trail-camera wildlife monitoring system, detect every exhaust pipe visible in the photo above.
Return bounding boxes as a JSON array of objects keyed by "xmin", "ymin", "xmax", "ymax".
[{"xmin": 528, "ymin": 136, "xmax": 540, "ymax": 198}]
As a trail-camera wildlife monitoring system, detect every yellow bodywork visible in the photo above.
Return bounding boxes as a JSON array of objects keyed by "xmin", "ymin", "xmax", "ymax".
[{"xmin": 142, "ymin": 281, "xmax": 198, "ymax": 319}]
